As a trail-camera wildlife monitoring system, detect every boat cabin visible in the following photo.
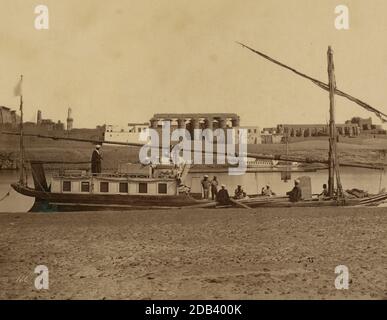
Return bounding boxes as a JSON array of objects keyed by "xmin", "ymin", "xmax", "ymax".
[{"xmin": 50, "ymin": 170, "xmax": 179, "ymax": 196}]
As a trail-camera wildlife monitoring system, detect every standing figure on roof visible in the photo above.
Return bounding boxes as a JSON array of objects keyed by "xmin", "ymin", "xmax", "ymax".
[{"xmin": 91, "ymin": 144, "xmax": 103, "ymax": 175}]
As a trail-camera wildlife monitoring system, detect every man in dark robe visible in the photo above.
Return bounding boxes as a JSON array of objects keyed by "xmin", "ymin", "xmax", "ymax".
[
  {"xmin": 217, "ymin": 184, "xmax": 230, "ymax": 205},
  {"xmin": 286, "ymin": 179, "xmax": 302, "ymax": 202},
  {"xmin": 91, "ymin": 144, "xmax": 102, "ymax": 175}
]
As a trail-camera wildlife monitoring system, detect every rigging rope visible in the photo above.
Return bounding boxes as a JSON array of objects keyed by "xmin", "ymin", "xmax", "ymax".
[
  {"xmin": 237, "ymin": 42, "xmax": 387, "ymax": 123},
  {"xmin": 0, "ymin": 188, "xmax": 11, "ymax": 202}
]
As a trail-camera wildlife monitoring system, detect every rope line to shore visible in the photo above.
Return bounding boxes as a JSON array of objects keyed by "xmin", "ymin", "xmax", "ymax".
[{"xmin": 0, "ymin": 188, "xmax": 11, "ymax": 202}]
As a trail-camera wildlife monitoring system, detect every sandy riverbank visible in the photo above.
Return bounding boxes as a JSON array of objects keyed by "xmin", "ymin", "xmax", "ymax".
[{"xmin": 0, "ymin": 207, "xmax": 386, "ymax": 299}]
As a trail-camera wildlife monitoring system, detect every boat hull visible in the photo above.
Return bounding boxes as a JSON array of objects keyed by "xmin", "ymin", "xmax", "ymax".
[
  {"xmin": 239, "ymin": 193, "xmax": 387, "ymax": 208},
  {"xmin": 11, "ymin": 183, "xmax": 387, "ymax": 211},
  {"xmin": 11, "ymin": 183, "xmax": 202, "ymax": 212}
]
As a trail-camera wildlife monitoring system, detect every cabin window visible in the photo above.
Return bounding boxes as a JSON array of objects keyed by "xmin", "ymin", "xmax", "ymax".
[
  {"xmin": 138, "ymin": 183, "xmax": 148, "ymax": 194},
  {"xmin": 100, "ymin": 181, "xmax": 109, "ymax": 193},
  {"xmin": 81, "ymin": 181, "xmax": 90, "ymax": 192},
  {"xmin": 158, "ymin": 183, "xmax": 167, "ymax": 194},
  {"xmin": 63, "ymin": 181, "xmax": 71, "ymax": 192},
  {"xmin": 119, "ymin": 182, "xmax": 128, "ymax": 193}
]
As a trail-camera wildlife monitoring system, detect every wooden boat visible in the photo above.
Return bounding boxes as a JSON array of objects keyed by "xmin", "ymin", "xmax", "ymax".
[
  {"xmin": 236, "ymin": 193, "xmax": 387, "ymax": 208},
  {"xmin": 11, "ymin": 161, "xmax": 213, "ymax": 211},
  {"xmin": 10, "ymin": 159, "xmax": 387, "ymax": 211}
]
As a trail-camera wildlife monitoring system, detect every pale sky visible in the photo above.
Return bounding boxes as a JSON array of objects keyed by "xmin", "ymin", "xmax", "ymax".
[{"xmin": 1, "ymin": 0, "xmax": 387, "ymax": 128}]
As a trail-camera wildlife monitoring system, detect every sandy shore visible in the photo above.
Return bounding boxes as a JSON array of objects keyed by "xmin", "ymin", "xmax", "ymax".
[{"xmin": 0, "ymin": 207, "xmax": 386, "ymax": 299}]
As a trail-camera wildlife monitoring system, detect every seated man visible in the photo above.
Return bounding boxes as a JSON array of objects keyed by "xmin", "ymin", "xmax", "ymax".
[
  {"xmin": 234, "ymin": 185, "xmax": 244, "ymax": 199},
  {"xmin": 263, "ymin": 185, "xmax": 275, "ymax": 196},
  {"xmin": 286, "ymin": 179, "xmax": 302, "ymax": 202},
  {"xmin": 217, "ymin": 184, "xmax": 230, "ymax": 205},
  {"xmin": 319, "ymin": 183, "xmax": 329, "ymax": 198}
]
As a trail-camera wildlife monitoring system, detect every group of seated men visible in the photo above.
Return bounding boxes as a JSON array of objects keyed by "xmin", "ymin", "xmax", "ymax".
[{"xmin": 201, "ymin": 174, "xmax": 331, "ymax": 206}]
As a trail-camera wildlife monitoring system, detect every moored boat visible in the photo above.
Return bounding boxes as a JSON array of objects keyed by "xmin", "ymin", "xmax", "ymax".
[{"xmin": 11, "ymin": 161, "xmax": 208, "ymax": 211}]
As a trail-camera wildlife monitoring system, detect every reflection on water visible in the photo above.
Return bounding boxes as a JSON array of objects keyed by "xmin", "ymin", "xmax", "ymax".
[
  {"xmin": 0, "ymin": 171, "xmax": 34, "ymax": 213},
  {"xmin": 0, "ymin": 167, "xmax": 386, "ymax": 212}
]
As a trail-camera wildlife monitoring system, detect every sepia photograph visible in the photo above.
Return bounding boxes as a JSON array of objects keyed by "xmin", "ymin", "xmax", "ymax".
[{"xmin": 0, "ymin": 0, "xmax": 386, "ymax": 312}]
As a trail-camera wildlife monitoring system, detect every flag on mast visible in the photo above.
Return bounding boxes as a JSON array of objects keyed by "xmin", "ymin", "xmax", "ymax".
[{"xmin": 14, "ymin": 76, "xmax": 23, "ymax": 97}]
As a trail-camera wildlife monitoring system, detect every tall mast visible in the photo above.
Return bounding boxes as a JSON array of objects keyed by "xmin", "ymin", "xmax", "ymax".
[
  {"xmin": 18, "ymin": 75, "xmax": 25, "ymax": 185},
  {"xmin": 327, "ymin": 47, "xmax": 342, "ymax": 197}
]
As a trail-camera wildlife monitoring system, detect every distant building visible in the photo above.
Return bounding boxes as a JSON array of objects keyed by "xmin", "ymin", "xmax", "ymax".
[
  {"xmin": 30, "ymin": 109, "xmax": 65, "ymax": 131},
  {"xmin": 262, "ymin": 127, "xmax": 277, "ymax": 134},
  {"xmin": 276, "ymin": 123, "xmax": 360, "ymax": 137},
  {"xmin": 104, "ymin": 123, "xmax": 150, "ymax": 143},
  {"xmin": 37, "ymin": 110, "xmax": 42, "ymax": 125},
  {"xmin": 150, "ymin": 113, "xmax": 240, "ymax": 134},
  {"xmin": 105, "ymin": 114, "xmax": 264, "ymax": 145},
  {"xmin": 0, "ymin": 106, "xmax": 20, "ymax": 128},
  {"xmin": 39, "ymin": 119, "xmax": 64, "ymax": 131},
  {"xmin": 346, "ymin": 117, "xmax": 373, "ymax": 130},
  {"xmin": 261, "ymin": 132, "xmax": 283, "ymax": 144},
  {"xmin": 345, "ymin": 117, "xmax": 385, "ymax": 134},
  {"xmin": 66, "ymin": 108, "xmax": 73, "ymax": 131},
  {"xmin": 237, "ymin": 126, "xmax": 262, "ymax": 144}
]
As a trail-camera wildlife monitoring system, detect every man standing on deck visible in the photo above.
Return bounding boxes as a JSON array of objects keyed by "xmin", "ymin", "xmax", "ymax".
[
  {"xmin": 91, "ymin": 144, "xmax": 103, "ymax": 175},
  {"xmin": 201, "ymin": 175, "xmax": 211, "ymax": 199},
  {"xmin": 211, "ymin": 176, "xmax": 219, "ymax": 200},
  {"xmin": 286, "ymin": 179, "xmax": 302, "ymax": 202}
]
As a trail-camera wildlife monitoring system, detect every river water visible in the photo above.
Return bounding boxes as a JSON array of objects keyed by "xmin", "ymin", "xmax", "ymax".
[{"xmin": 0, "ymin": 168, "xmax": 386, "ymax": 212}]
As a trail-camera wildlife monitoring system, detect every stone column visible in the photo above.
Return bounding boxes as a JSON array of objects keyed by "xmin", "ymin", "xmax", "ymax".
[
  {"xmin": 177, "ymin": 118, "xmax": 186, "ymax": 129},
  {"xmin": 150, "ymin": 119, "xmax": 158, "ymax": 129},
  {"xmin": 190, "ymin": 118, "xmax": 200, "ymax": 140},
  {"xmin": 231, "ymin": 117, "xmax": 240, "ymax": 128},
  {"xmin": 205, "ymin": 117, "xmax": 213, "ymax": 130},
  {"xmin": 191, "ymin": 118, "xmax": 200, "ymax": 129},
  {"xmin": 218, "ymin": 117, "xmax": 227, "ymax": 129}
]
